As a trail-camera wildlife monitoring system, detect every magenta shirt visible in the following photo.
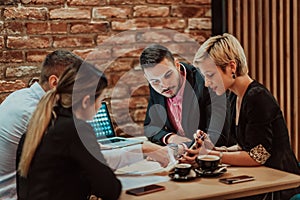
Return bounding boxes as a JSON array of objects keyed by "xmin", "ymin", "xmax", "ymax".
[{"xmin": 162, "ymin": 64, "xmax": 187, "ymax": 144}]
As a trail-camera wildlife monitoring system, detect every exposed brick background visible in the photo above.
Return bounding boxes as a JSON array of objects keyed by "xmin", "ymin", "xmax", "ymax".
[{"xmin": 0, "ymin": 0, "xmax": 212, "ymax": 137}]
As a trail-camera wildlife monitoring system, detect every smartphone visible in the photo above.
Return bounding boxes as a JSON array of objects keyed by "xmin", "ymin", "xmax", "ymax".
[
  {"xmin": 184, "ymin": 134, "xmax": 205, "ymax": 157},
  {"xmin": 126, "ymin": 184, "xmax": 165, "ymax": 196},
  {"xmin": 219, "ymin": 175, "xmax": 255, "ymax": 184}
]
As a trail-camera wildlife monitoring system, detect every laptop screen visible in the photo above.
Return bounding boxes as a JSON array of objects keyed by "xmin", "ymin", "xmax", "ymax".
[{"xmin": 88, "ymin": 102, "xmax": 115, "ymax": 139}]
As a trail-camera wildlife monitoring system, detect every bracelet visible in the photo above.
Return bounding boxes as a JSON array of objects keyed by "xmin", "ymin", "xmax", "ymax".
[
  {"xmin": 167, "ymin": 143, "xmax": 180, "ymax": 159},
  {"xmin": 164, "ymin": 133, "xmax": 175, "ymax": 144}
]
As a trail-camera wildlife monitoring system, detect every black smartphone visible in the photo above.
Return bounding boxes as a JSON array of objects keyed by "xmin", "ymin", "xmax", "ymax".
[
  {"xmin": 125, "ymin": 184, "xmax": 165, "ymax": 196},
  {"xmin": 219, "ymin": 175, "xmax": 255, "ymax": 184}
]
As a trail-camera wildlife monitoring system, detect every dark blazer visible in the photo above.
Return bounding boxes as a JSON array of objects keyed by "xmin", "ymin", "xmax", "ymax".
[
  {"xmin": 16, "ymin": 106, "xmax": 121, "ymax": 200},
  {"xmin": 144, "ymin": 63, "xmax": 235, "ymax": 147}
]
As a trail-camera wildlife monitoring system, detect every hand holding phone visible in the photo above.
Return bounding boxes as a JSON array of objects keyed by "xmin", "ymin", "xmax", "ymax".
[
  {"xmin": 219, "ymin": 175, "xmax": 255, "ymax": 184},
  {"xmin": 126, "ymin": 184, "xmax": 165, "ymax": 196},
  {"xmin": 184, "ymin": 133, "xmax": 205, "ymax": 157}
]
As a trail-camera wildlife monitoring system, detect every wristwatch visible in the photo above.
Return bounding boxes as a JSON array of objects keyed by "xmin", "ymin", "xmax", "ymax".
[{"xmin": 167, "ymin": 143, "xmax": 180, "ymax": 159}]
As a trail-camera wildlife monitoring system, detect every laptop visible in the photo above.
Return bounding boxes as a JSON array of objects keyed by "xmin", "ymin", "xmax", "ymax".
[{"xmin": 88, "ymin": 101, "xmax": 143, "ymax": 150}]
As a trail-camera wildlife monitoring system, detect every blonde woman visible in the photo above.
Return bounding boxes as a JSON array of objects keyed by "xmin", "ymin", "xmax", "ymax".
[
  {"xmin": 194, "ymin": 33, "xmax": 300, "ymax": 200},
  {"xmin": 18, "ymin": 62, "xmax": 121, "ymax": 200}
]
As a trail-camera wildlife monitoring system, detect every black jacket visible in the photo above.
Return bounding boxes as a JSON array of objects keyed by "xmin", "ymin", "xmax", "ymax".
[
  {"xmin": 16, "ymin": 106, "xmax": 121, "ymax": 200},
  {"xmin": 144, "ymin": 63, "xmax": 235, "ymax": 147}
]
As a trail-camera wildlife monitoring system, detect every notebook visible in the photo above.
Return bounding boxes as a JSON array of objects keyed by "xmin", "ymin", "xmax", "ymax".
[{"xmin": 88, "ymin": 101, "xmax": 143, "ymax": 150}]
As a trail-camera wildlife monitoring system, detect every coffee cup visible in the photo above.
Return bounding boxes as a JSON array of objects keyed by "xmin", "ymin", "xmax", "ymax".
[
  {"xmin": 174, "ymin": 163, "xmax": 192, "ymax": 177},
  {"xmin": 196, "ymin": 155, "xmax": 220, "ymax": 172}
]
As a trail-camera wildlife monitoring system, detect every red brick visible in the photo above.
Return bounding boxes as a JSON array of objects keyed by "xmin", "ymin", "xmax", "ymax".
[
  {"xmin": 53, "ymin": 36, "xmax": 94, "ymax": 48},
  {"xmin": 1, "ymin": 21, "xmax": 25, "ymax": 35},
  {"xmin": 107, "ymin": 71, "xmax": 127, "ymax": 85},
  {"xmin": 136, "ymin": 31, "xmax": 173, "ymax": 43},
  {"xmin": 0, "ymin": 37, "xmax": 4, "ymax": 49},
  {"xmin": 133, "ymin": 6, "xmax": 169, "ymax": 17},
  {"xmin": 171, "ymin": 6, "xmax": 210, "ymax": 17},
  {"xmin": 110, "ymin": 98, "xmax": 131, "ymax": 113},
  {"xmin": 0, "ymin": 51, "xmax": 24, "ymax": 63},
  {"xmin": 50, "ymin": 8, "xmax": 90, "ymax": 20},
  {"xmin": 0, "ymin": 80, "xmax": 26, "ymax": 93},
  {"xmin": 83, "ymin": 48, "xmax": 112, "ymax": 61},
  {"xmin": 98, "ymin": 33, "xmax": 136, "ymax": 45},
  {"xmin": 21, "ymin": 0, "xmax": 64, "ymax": 5},
  {"xmin": 109, "ymin": 82, "xmax": 130, "ymax": 98},
  {"xmin": 4, "ymin": 7, "xmax": 47, "ymax": 20},
  {"xmin": 26, "ymin": 22, "xmax": 67, "ymax": 34},
  {"xmin": 112, "ymin": 19, "xmax": 150, "ymax": 30},
  {"xmin": 0, "ymin": 0, "xmax": 18, "ymax": 5},
  {"xmin": 108, "ymin": 58, "xmax": 134, "ymax": 72},
  {"xmin": 131, "ymin": 85, "xmax": 149, "ymax": 96},
  {"xmin": 26, "ymin": 23, "xmax": 48, "ymax": 34},
  {"xmin": 5, "ymin": 66, "xmax": 40, "ymax": 78},
  {"xmin": 112, "ymin": 18, "xmax": 185, "ymax": 30},
  {"xmin": 108, "ymin": 0, "xmax": 145, "ymax": 5},
  {"xmin": 7, "ymin": 36, "xmax": 51, "ymax": 49},
  {"xmin": 112, "ymin": 44, "xmax": 144, "ymax": 58},
  {"xmin": 96, "ymin": 35, "xmax": 110, "ymax": 45},
  {"xmin": 147, "ymin": 0, "xmax": 182, "ymax": 4},
  {"xmin": 162, "ymin": 19, "xmax": 186, "ymax": 29},
  {"xmin": 114, "ymin": 70, "xmax": 146, "ymax": 88},
  {"xmin": 132, "ymin": 108, "xmax": 147, "ymax": 122},
  {"xmin": 184, "ymin": 0, "xmax": 210, "ymax": 4},
  {"xmin": 26, "ymin": 51, "xmax": 50, "ymax": 62},
  {"xmin": 129, "ymin": 97, "xmax": 148, "ymax": 108},
  {"xmin": 173, "ymin": 32, "xmax": 196, "ymax": 42},
  {"xmin": 93, "ymin": 7, "xmax": 131, "ymax": 19},
  {"xmin": 67, "ymin": 0, "xmax": 104, "ymax": 6},
  {"xmin": 188, "ymin": 30, "xmax": 211, "ymax": 43},
  {"xmin": 0, "ymin": 22, "xmax": 3, "ymax": 34},
  {"xmin": 50, "ymin": 22, "xmax": 68, "ymax": 34},
  {"xmin": 70, "ymin": 22, "xmax": 109, "ymax": 34},
  {"xmin": 188, "ymin": 18, "xmax": 211, "ymax": 30},
  {"xmin": 72, "ymin": 49, "xmax": 95, "ymax": 60},
  {"xmin": 166, "ymin": 42, "xmax": 199, "ymax": 60}
]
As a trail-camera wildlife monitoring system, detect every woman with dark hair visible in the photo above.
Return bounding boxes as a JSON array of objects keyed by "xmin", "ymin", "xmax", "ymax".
[{"xmin": 18, "ymin": 62, "xmax": 121, "ymax": 200}]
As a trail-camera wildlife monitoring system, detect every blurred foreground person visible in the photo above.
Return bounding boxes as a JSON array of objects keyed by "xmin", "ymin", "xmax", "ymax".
[
  {"xmin": 18, "ymin": 62, "xmax": 121, "ymax": 200},
  {"xmin": 0, "ymin": 50, "xmax": 83, "ymax": 199}
]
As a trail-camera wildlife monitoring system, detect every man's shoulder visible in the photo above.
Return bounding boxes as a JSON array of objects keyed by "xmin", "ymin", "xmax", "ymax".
[
  {"xmin": 0, "ymin": 87, "xmax": 41, "ymax": 113},
  {"xmin": 180, "ymin": 62, "xmax": 196, "ymax": 70}
]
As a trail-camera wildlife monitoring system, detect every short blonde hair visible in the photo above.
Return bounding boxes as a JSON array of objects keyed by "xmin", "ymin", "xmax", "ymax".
[{"xmin": 194, "ymin": 33, "xmax": 248, "ymax": 76}]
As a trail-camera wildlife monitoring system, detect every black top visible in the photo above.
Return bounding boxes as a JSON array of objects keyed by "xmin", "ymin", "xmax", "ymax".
[
  {"xmin": 229, "ymin": 80, "xmax": 300, "ymax": 199},
  {"xmin": 144, "ymin": 63, "xmax": 235, "ymax": 147},
  {"xmin": 16, "ymin": 106, "xmax": 121, "ymax": 200}
]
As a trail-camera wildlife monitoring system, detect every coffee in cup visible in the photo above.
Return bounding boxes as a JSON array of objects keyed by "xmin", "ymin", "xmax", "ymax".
[
  {"xmin": 174, "ymin": 163, "xmax": 192, "ymax": 177},
  {"xmin": 196, "ymin": 155, "xmax": 220, "ymax": 172}
]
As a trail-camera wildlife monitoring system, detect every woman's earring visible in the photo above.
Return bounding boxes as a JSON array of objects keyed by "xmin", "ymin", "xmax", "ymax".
[{"xmin": 232, "ymin": 72, "xmax": 236, "ymax": 79}]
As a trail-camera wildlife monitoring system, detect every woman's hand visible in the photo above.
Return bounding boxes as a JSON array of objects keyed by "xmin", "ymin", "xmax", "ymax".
[{"xmin": 179, "ymin": 131, "xmax": 204, "ymax": 164}]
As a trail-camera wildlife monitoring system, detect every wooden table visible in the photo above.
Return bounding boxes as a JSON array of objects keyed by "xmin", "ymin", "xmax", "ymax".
[{"xmin": 118, "ymin": 163, "xmax": 300, "ymax": 200}]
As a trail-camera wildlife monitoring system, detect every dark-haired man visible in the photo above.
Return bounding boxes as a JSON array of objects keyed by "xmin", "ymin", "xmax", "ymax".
[{"xmin": 140, "ymin": 44, "xmax": 235, "ymax": 158}]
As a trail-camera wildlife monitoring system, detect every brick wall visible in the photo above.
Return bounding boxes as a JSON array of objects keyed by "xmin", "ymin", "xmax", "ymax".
[{"xmin": 0, "ymin": 0, "xmax": 212, "ymax": 137}]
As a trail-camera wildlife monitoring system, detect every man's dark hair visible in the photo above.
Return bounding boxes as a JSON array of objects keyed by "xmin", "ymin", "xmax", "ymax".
[
  {"xmin": 140, "ymin": 44, "xmax": 175, "ymax": 70},
  {"xmin": 39, "ymin": 50, "xmax": 83, "ymax": 84}
]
